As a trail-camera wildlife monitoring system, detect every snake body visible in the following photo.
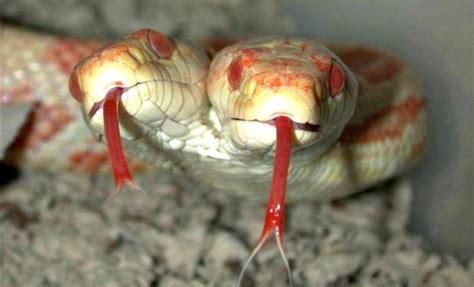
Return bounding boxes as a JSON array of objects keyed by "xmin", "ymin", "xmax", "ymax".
[{"xmin": 2, "ymin": 25, "xmax": 427, "ymax": 203}]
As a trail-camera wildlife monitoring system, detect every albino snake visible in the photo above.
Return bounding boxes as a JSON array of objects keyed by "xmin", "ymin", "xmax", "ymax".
[{"xmin": 1, "ymin": 25, "xmax": 428, "ymax": 285}]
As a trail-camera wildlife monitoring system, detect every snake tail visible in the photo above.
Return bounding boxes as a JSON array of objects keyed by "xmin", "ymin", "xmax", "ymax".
[{"xmin": 238, "ymin": 116, "xmax": 294, "ymax": 287}]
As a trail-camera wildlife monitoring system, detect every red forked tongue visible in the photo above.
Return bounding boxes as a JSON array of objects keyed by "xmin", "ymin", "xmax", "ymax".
[
  {"xmin": 103, "ymin": 87, "xmax": 141, "ymax": 196},
  {"xmin": 238, "ymin": 116, "xmax": 294, "ymax": 286}
]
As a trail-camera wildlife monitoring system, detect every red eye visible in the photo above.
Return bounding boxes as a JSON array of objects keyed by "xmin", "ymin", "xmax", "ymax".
[
  {"xmin": 69, "ymin": 69, "xmax": 83, "ymax": 102},
  {"xmin": 329, "ymin": 62, "xmax": 345, "ymax": 98},
  {"xmin": 147, "ymin": 30, "xmax": 174, "ymax": 59},
  {"xmin": 227, "ymin": 56, "xmax": 243, "ymax": 91}
]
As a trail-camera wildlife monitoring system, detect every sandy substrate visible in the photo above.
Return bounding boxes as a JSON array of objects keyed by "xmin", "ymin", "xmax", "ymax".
[{"xmin": 1, "ymin": 172, "xmax": 472, "ymax": 286}]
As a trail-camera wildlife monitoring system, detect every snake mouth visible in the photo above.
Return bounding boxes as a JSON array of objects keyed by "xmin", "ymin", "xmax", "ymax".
[
  {"xmin": 231, "ymin": 118, "xmax": 321, "ymax": 132},
  {"xmin": 87, "ymin": 87, "xmax": 127, "ymax": 119}
]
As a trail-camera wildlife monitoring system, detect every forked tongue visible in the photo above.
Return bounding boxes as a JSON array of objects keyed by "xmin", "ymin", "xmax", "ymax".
[
  {"xmin": 237, "ymin": 116, "xmax": 294, "ymax": 286},
  {"xmin": 102, "ymin": 87, "xmax": 143, "ymax": 197}
]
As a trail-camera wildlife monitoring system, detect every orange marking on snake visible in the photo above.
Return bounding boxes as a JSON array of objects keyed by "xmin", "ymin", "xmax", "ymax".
[
  {"xmin": 68, "ymin": 146, "xmax": 146, "ymax": 174},
  {"xmin": 273, "ymin": 59, "xmax": 302, "ymax": 68},
  {"xmin": 1, "ymin": 83, "xmax": 34, "ymax": 106},
  {"xmin": 241, "ymin": 57, "xmax": 258, "ymax": 67},
  {"xmin": 239, "ymin": 48, "xmax": 264, "ymax": 67},
  {"xmin": 206, "ymin": 37, "xmax": 239, "ymax": 53},
  {"xmin": 362, "ymin": 57, "xmax": 404, "ymax": 84},
  {"xmin": 340, "ymin": 95, "xmax": 425, "ymax": 144},
  {"xmin": 310, "ymin": 54, "xmax": 331, "ymax": 72},
  {"xmin": 75, "ymin": 44, "xmax": 129, "ymax": 76},
  {"xmin": 69, "ymin": 150, "xmax": 110, "ymax": 173},
  {"xmin": 129, "ymin": 29, "xmax": 149, "ymax": 39},
  {"xmin": 12, "ymin": 103, "xmax": 74, "ymax": 149},
  {"xmin": 338, "ymin": 46, "xmax": 404, "ymax": 85},
  {"xmin": 253, "ymin": 72, "xmax": 313, "ymax": 91},
  {"xmin": 28, "ymin": 103, "xmax": 74, "ymax": 148},
  {"xmin": 42, "ymin": 38, "xmax": 102, "ymax": 74},
  {"xmin": 300, "ymin": 42, "xmax": 310, "ymax": 51},
  {"xmin": 98, "ymin": 44, "xmax": 130, "ymax": 62},
  {"xmin": 241, "ymin": 48, "xmax": 257, "ymax": 57},
  {"xmin": 338, "ymin": 47, "xmax": 380, "ymax": 72},
  {"xmin": 409, "ymin": 139, "xmax": 427, "ymax": 163}
]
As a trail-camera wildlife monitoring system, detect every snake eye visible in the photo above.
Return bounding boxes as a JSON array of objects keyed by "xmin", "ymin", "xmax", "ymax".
[
  {"xmin": 329, "ymin": 62, "xmax": 345, "ymax": 98},
  {"xmin": 129, "ymin": 29, "xmax": 174, "ymax": 59},
  {"xmin": 148, "ymin": 30, "xmax": 174, "ymax": 59},
  {"xmin": 227, "ymin": 56, "xmax": 243, "ymax": 91},
  {"xmin": 69, "ymin": 69, "xmax": 83, "ymax": 102}
]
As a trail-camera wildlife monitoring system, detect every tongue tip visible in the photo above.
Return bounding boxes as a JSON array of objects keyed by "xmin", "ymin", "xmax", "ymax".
[{"xmin": 110, "ymin": 178, "xmax": 144, "ymax": 198}]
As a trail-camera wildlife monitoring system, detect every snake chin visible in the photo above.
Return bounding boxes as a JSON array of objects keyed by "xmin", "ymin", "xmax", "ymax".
[{"xmin": 228, "ymin": 118, "xmax": 321, "ymax": 152}]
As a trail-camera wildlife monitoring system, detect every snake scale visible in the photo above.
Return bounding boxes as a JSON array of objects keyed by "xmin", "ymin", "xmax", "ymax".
[{"xmin": 1, "ymin": 25, "xmax": 428, "ymax": 284}]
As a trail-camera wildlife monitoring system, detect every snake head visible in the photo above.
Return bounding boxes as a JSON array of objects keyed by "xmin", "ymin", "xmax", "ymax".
[
  {"xmin": 69, "ymin": 29, "xmax": 209, "ymax": 139},
  {"xmin": 207, "ymin": 37, "xmax": 359, "ymax": 155}
]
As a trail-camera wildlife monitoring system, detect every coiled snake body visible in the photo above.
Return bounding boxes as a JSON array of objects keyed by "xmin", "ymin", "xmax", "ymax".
[{"xmin": 2, "ymin": 25, "xmax": 427, "ymax": 283}]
